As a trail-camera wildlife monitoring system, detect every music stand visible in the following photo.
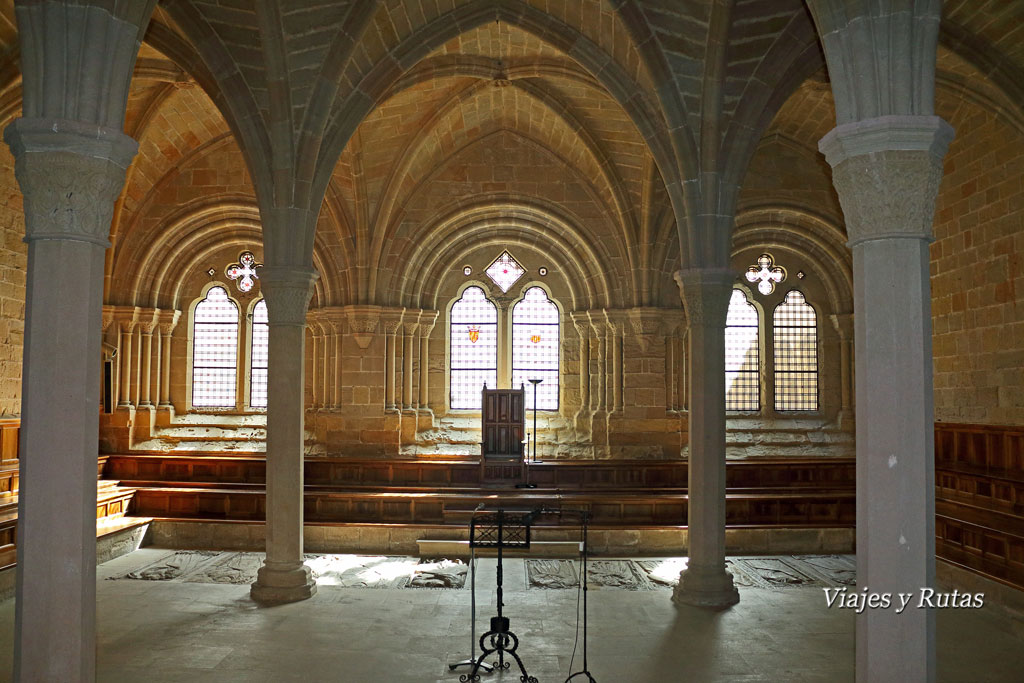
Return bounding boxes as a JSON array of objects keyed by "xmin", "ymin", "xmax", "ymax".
[
  {"xmin": 461, "ymin": 509, "xmax": 539, "ymax": 683},
  {"xmin": 564, "ymin": 509, "xmax": 597, "ymax": 683},
  {"xmin": 448, "ymin": 507, "xmax": 494, "ymax": 676}
]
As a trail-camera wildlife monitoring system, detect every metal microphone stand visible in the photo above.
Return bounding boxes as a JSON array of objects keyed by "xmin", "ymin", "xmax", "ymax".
[{"xmin": 449, "ymin": 506, "xmax": 494, "ymax": 675}]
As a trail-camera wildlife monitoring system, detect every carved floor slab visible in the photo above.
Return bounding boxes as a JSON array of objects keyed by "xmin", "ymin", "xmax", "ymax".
[{"xmin": 408, "ymin": 558, "xmax": 468, "ymax": 588}]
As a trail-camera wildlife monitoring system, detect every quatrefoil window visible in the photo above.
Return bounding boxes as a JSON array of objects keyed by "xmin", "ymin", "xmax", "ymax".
[
  {"xmin": 225, "ymin": 251, "xmax": 262, "ymax": 293},
  {"xmin": 745, "ymin": 253, "xmax": 786, "ymax": 296}
]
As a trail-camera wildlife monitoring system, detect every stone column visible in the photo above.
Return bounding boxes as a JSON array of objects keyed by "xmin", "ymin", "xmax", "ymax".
[
  {"xmin": 381, "ymin": 310, "xmax": 403, "ymax": 411},
  {"xmin": 418, "ymin": 313, "xmax": 438, "ymax": 410},
  {"xmin": 830, "ymin": 313, "xmax": 854, "ymax": 418},
  {"xmin": 331, "ymin": 319, "xmax": 343, "ymax": 409},
  {"xmin": 589, "ymin": 314, "xmax": 606, "ymax": 412},
  {"xmin": 116, "ymin": 309, "xmax": 139, "ymax": 407},
  {"xmin": 820, "ymin": 116, "xmax": 953, "ymax": 681},
  {"xmin": 309, "ymin": 324, "xmax": 321, "ymax": 408},
  {"xmin": 608, "ymin": 314, "xmax": 624, "ymax": 413},
  {"xmin": 138, "ymin": 311, "xmax": 158, "ymax": 407},
  {"xmin": 157, "ymin": 310, "xmax": 181, "ymax": 409},
  {"xmin": 571, "ymin": 314, "xmax": 591, "ymax": 412},
  {"xmin": 672, "ymin": 268, "xmax": 739, "ymax": 608},
  {"xmin": 5, "ymin": 118, "xmax": 138, "ymax": 680},
  {"xmin": 251, "ymin": 266, "xmax": 318, "ymax": 603},
  {"xmin": 402, "ymin": 315, "xmax": 419, "ymax": 410}
]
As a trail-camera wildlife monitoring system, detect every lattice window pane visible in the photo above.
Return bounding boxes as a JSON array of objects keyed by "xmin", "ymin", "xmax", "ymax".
[
  {"xmin": 450, "ymin": 286, "xmax": 498, "ymax": 410},
  {"xmin": 725, "ymin": 288, "xmax": 760, "ymax": 411},
  {"xmin": 485, "ymin": 251, "xmax": 525, "ymax": 293},
  {"xmin": 511, "ymin": 287, "xmax": 560, "ymax": 410},
  {"xmin": 250, "ymin": 299, "xmax": 269, "ymax": 409},
  {"xmin": 774, "ymin": 290, "xmax": 818, "ymax": 411},
  {"xmin": 192, "ymin": 286, "xmax": 239, "ymax": 408}
]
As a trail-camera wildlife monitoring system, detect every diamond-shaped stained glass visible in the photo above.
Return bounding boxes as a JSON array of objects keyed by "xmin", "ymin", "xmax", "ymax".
[{"xmin": 485, "ymin": 251, "xmax": 525, "ymax": 293}]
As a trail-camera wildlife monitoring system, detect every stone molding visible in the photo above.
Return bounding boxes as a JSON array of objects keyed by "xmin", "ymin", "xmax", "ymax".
[
  {"xmin": 157, "ymin": 309, "xmax": 182, "ymax": 336},
  {"xmin": 341, "ymin": 305, "xmax": 382, "ymax": 349},
  {"xmin": 673, "ymin": 269, "xmax": 736, "ymax": 329},
  {"xmin": 5, "ymin": 118, "xmax": 138, "ymax": 247},
  {"xmin": 819, "ymin": 115, "xmax": 954, "ymax": 247},
  {"xmin": 259, "ymin": 266, "xmax": 318, "ymax": 327}
]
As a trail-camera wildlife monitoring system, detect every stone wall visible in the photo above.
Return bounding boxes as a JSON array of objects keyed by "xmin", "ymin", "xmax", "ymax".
[
  {"xmin": 932, "ymin": 93, "xmax": 1024, "ymax": 426},
  {"xmin": 0, "ymin": 133, "xmax": 25, "ymax": 417}
]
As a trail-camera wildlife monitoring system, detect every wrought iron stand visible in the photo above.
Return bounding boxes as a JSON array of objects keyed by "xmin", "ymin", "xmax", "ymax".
[
  {"xmin": 461, "ymin": 509, "xmax": 539, "ymax": 683},
  {"xmin": 565, "ymin": 510, "xmax": 597, "ymax": 682},
  {"xmin": 448, "ymin": 536, "xmax": 494, "ymax": 675}
]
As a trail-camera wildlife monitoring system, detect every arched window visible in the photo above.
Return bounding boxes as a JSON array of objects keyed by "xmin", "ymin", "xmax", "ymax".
[
  {"xmin": 774, "ymin": 290, "xmax": 818, "ymax": 411},
  {"xmin": 450, "ymin": 286, "xmax": 498, "ymax": 409},
  {"xmin": 192, "ymin": 286, "xmax": 240, "ymax": 408},
  {"xmin": 511, "ymin": 287, "xmax": 560, "ymax": 410},
  {"xmin": 250, "ymin": 299, "xmax": 269, "ymax": 408},
  {"xmin": 725, "ymin": 288, "xmax": 760, "ymax": 411}
]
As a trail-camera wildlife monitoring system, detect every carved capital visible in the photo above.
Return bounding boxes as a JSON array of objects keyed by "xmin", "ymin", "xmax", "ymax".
[
  {"xmin": 259, "ymin": 266, "xmax": 318, "ymax": 327},
  {"xmin": 102, "ymin": 305, "xmax": 115, "ymax": 332},
  {"xmin": 157, "ymin": 309, "xmax": 182, "ymax": 336},
  {"xmin": 626, "ymin": 307, "xmax": 666, "ymax": 353},
  {"xmin": 819, "ymin": 115, "xmax": 954, "ymax": 247},
  {"xmin": 380, "ymin": 308, "xmax": 405, "ymax": 336},
  {"xmin": 830, "ymin": 313, "xmax": 854, "ymax": 340},
  {"xmin": 113, "ymin": 306, "xmax": 140, "ymax": 333},
  {"xmin": 570, "ymin": 311, "xmax": 591, "ymax": 339},
  {"xmin": 402, "ymin": 310, "xmax": 420, "ymax": 337},
  {"xmin": 674, "ymin": 268, "xmax": 736, "ymax": 329},
  {"xmin": 5, "ymin": 118, "xmax": 138, "ymax": 247},
  {"xmin": 138, "ymin": 309, "xmax": 160, "ymax": 335},
  {"xmin": 342, "ymin": 305, "xmax": 382, "ymax": 349},
  {"xmin": 418, "ymin": 310, "xmax": 439, "ymax": 338}
]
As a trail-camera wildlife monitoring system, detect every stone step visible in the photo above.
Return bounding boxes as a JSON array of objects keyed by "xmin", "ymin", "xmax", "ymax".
[{"xmin": 170, "ymin": 413, "xmax": 267, "ymax": 427}]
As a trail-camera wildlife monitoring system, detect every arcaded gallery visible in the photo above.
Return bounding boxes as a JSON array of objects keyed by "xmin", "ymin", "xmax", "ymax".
[{"xmin": 0, "ymin": 1, "xmax": 1021, "ymax": 681}]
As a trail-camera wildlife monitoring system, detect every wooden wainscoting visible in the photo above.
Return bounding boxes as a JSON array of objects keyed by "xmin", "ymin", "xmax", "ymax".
[{"xmin": 935, "ymin": 422, "xmax": 1024, "ymax": 592}]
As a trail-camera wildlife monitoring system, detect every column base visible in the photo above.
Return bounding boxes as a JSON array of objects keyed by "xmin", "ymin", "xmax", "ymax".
[
  {"xmin": 250, "ymin": 562, "xmax": 317, "ymax": 604},
  {"xmin": 672, "ymin": 563, "xmax": 739, "ymax": 609}
]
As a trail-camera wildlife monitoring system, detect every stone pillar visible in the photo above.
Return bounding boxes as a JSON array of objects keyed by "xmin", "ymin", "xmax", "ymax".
[
  {"xmin": 309, "ymin": 325, "xmax": 321, "ymax": 408},
  {"xmin": 116, "ymin": 309, "xmax": 138, "ymax": 407},
  {"xmin": 132, "ymin": 325, "xmax": 143, "ymax": 406},
  {"xmin": 830, "ymin": 313, "xmax": 854, "ymax": 418},
  {"xmin": 5, "ymin": 118, "xmax": 139, "ymax": 680},
  {"xmin": 331, "ymin": 320, "xmax": 343, "ymax": 409},
  {"xmin": 589, "ymin": 315, "xmax": 606, "ymax": 412},
  {"xmin": 571, "ymin": 314, "xmax": 591, "ymax": 412},
  {"xmin": 672, "ymin": 268, "xmax": 739, "ymax": 608},
  {"xmin": 138, "ymin": 312, "xmax": 158, "ymax": 407},
  {"xmin": 251, "ymin": 266, "xmax": 318, "ymax": 603},
  {"xmin": 820, "ymin": 116, "xmax": 953, "ymax": 681},
  {"xmin": 608, "ymin": 315, "xmax": 624, "ymax": 413},
  {"xmin": 402, "ymin": 316, "xmax": 418, "ymax": 410},
  {"xmin": 382, "ymin": 310, "xmax": 403, "ymax": 411},
  {"xmin": 418, "ymin": 313, "xmax": 437, "ymax": 410},
  {"xmin": 157, "ymin": 310, "xmax": 180, "ymax": 409}
]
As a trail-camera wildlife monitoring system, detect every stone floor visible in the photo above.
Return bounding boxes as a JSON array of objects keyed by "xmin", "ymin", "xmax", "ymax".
[{"xmin": 0, "ymin": 548, "xmax": 1022, "ymax": 682}]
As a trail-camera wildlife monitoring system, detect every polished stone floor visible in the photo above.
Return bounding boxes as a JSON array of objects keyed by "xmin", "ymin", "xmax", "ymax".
[{"xmin": 0, "ymin": 548, "xmax": 1022, "ymax": 682}]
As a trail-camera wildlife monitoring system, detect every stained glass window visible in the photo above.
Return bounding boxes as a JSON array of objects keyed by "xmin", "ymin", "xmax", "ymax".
[
  {"xmin": 725, "ymin": 288, "xmax": 759, "ymax": 411},
  {"xmin": 450, "ymin": 286, "xmax": 498, "ymax": 410},
  {"xmin": 774, "ymin": 290, "xmax": 818, "ymax": 411},
  {"xmin": 192, "ymin": 286, "xmax": 239, "ymax": 408},
  {"xmin": 250, "ymin": 299, "xmax": 269, "ymax": 409},
  {"xmin": 511, "ymin": 287, "xmax": 559, "ymax": 410},
  {"xmin": 226, "ymin": 251, "xmax": 262, "ymax": 293},
  {"xmin": 485, "ymin": 251, "xmax": 525, "ymax": 293}
]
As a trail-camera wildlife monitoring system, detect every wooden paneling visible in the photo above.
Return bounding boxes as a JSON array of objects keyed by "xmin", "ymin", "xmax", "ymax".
[
  {"xmin": 0, "ymin": 418, "xmax": 19, "ymax": 502},
  {"xmin": 935, "ymin": 422, "xmax": 1024, "ymax": 591}
]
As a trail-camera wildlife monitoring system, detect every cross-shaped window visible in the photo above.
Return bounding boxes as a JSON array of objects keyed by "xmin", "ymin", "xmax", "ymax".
[{"xmin": 745, "ymin": 253, "xmax": 786, "ymax": 295}]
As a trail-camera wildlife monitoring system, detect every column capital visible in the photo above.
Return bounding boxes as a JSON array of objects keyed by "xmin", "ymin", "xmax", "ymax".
[
  {"xmin": 829, "ymin": 312, "xmax": 854, "ymax": 340},
  {"xmin": 626, "ymin": 307, "xmax": 671, "ymax": 353},
  {"xmin": 417, "ymin": 310, "xmax": 438, "ymax": 338},
  {"xmin": 113, "ymin": 306, "xmax": 140, "ymax": 332},
  {"xmin": 138, "ymin": 309, "xmax": 159, "ymax": 335},
  {"xmin": 380, "ymin": 308, "xmax": 405, "ymax": 335},
  {"xmin": 402, "ymin": 310, "xmax": 420, "ymax": 336},
  {"xmin": 260, "ymin": 266, "xmax": 318, "ymax": 327},
  {"xmin": 569, "ymin": 311, "xmax": 591, "ymax": 338},
  {"xmin": 157, "ymin": 309, "xmax": 182, "ymax": 335},
  {"xmin": 5, "ymin": 118, "xmax": 138, "ymax": 247},
  {"xmin": 673, "ymin": 268, "xmax": 736, "ymax": 328},
  {"xmin": 102, "ymin": 305, "xmax": 115, "ymax": 333},
  {"xmin": 341, "ymin": 304, "xmax": 381, "ymax": 348},
  {"xmin": 819, "ymin": 115, "xmax": 954, "ymax": 247}
]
